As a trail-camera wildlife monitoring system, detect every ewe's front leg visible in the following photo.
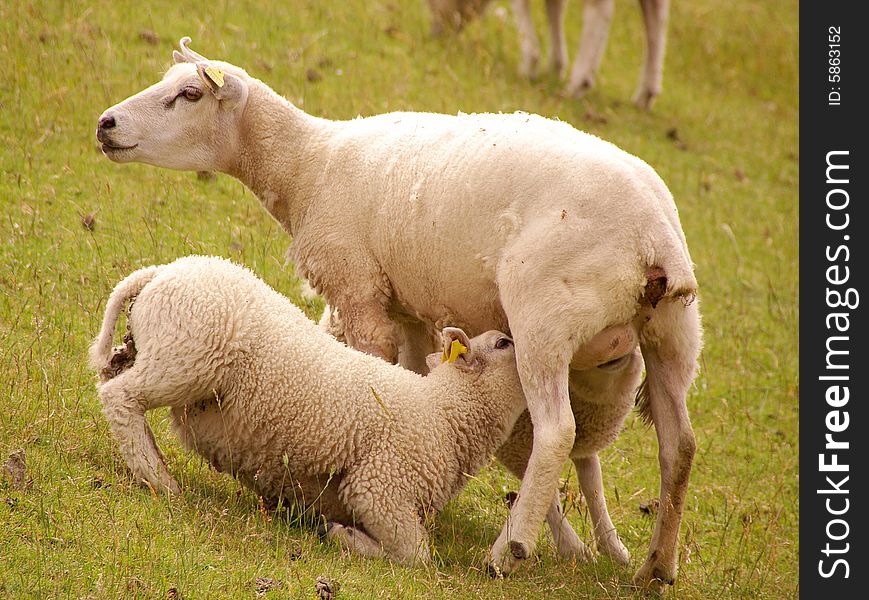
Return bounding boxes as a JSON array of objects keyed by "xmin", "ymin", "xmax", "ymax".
[{"xmin": 489, "ymin": 355, "xmax": 575, "ymax": 575}]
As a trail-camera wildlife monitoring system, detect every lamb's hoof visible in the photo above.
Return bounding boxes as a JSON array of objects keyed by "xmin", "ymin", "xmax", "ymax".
[
  {"xmin": 485, "ymin": 561, "xmax": 505, "ymax": 579},
  {"xmin": 504, "ymin": 491, "xmax": 518, "ymax": 508},
  {"xmin": 599, "ymin": 534, "xmax": 631, "ymax": 566},
  {"xmin": 316, "ymin": 521, "xmax": 334, "ymax": 540}
]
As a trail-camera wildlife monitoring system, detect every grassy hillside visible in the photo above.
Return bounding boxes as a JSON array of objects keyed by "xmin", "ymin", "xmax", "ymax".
[{"xmin": 0, "ymin": 1, "xmax": 798, "ymax": 598}]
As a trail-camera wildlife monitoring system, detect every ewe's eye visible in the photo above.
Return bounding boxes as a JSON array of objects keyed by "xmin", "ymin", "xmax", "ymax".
[
  {"xmin": 494, "ymin": 337, "xmax": 513, "ymax": 350},
  {"xmin": 181, "ymin": 87, "xmax": 203, "ymax": 102}
]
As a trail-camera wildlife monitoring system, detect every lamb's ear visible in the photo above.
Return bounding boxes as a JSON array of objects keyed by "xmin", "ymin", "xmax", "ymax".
[
  {"xmin": 441, "ymin": 327, "xmax": 474, "ymax": 370},
  {"xmin": 425, "ymin": 352, "xmax": 441, "ymax": 373},
  {"xmin": 196, "ymin": 63, "xmax": 249, "ymax": 111}
]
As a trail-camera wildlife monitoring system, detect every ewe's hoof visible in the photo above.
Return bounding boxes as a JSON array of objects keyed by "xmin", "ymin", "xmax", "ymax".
[
  {"xmin": 509, "ymin": 540, "xmax": 530, "ymax": 560},
  {"xmin": 503, "ymin": 491, "xmax": 518, "ymax": 508},
  {"xmin": 633, "ymin": 559, "xmax": 675, "ymax": 595}
]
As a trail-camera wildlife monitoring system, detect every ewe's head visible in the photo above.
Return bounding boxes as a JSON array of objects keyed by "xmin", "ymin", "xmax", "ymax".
[
  {"xmin": 426, "ymin": 328, "xmax": 518, "ymax": 383},
  {"xmin": 96, "ymin": 37, "xmax": 250, "ymax": 171}
]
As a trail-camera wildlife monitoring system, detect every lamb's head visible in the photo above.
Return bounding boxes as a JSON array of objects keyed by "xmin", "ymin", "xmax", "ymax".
[
  {"xmin": 427, "ymin": 327, "xmax": 522, "ymax": 394},
  {"xmin": 96, "ymin": 37, "xmax": 250, "ymax": 171}
]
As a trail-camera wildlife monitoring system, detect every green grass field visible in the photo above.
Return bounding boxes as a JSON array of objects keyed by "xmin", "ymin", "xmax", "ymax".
[{"xmin": 1, "ymin": 1, "xmax": 798, "ymax": 597}]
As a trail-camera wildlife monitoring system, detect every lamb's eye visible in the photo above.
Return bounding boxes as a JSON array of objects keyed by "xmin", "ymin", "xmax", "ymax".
[
  {"xmin": 181, "ymin": 87, "xmax": 203, "ymax": 102},
  {"xmin": 494, "ymin": 337, "xmax": 513, "ymax": 350}
]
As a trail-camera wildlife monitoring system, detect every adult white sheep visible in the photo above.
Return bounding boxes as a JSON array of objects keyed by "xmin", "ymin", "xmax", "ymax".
[
  {"xmin": 90, "ymin": 254, "xmax": 535, "ymax": 565},
  {"xmin": 96, "ymin": 38, "xmax": 701, "ymax": 592},
  {"xmin": 427, "ymin": 0, "xmax": 671, "ymax": 109}
]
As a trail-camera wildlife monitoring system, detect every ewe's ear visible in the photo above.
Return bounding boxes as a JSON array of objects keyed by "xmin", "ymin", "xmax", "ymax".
[
  {"xmin": 173, "ymin": 50, "xmax": 187, "ymax": 64},
  {"xmin": 195, "ymin": 63, "xmax": 249, "ymax": 111},
  {"xmin": 441, "ymin": 327, "xmax": 474, "ymax": 370}
]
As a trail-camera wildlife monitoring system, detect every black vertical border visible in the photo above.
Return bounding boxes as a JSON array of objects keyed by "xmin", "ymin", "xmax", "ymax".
[{"xmin": 800, "ymin": 4, "xmax": 866, "ymax": 597}]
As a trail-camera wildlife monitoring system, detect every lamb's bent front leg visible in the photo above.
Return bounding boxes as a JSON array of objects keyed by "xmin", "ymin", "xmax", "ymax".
[
  {"xmin": 98, "ymin": 375, "xmax": 180, "ymax": 494},
  {"xmin": 489, "ymin": 354, "xmax": 575, "ymax": 574},
  {"xmin": 574, "ymin": 454, "xmax": 629, "ymax": 564},
  {"xmin": 634, "ymin": 299, "xmax": 701, "ymax": 592}
]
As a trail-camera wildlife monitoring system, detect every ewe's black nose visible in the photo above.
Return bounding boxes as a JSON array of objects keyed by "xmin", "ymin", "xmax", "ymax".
[{"xmin": 98, "ymin": 115, "xmax": 116, "ymax": 130}]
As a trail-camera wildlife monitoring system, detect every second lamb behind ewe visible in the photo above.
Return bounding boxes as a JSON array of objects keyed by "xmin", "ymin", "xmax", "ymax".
[{"xmin": 89, "ymin": 255, "xmax": 527, "ymax": 565}]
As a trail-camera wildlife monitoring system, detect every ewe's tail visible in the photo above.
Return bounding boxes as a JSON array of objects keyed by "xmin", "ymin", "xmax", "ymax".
[{"xmin": 88, "ymin": 265, "xmax": 161, "ymax": 372}]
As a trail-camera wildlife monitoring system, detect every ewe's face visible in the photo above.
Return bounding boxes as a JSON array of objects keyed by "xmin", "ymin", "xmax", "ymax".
[{"xmin": 96, "ymin": 61, "xmax": 248, "ymax": 171}]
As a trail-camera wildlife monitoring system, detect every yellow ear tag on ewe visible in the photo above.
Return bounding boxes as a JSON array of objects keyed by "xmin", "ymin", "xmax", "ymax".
[
  {"xmin": 205, "ymin": 65, "xmax": 225, "ymax": 88},
  {"xmin": 442, "ymin": 339, "xmax": 468, "ymax": 364}
]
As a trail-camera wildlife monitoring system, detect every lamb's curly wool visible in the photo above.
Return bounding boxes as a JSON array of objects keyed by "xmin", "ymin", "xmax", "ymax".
[{"xmin": 90, "ymin": 255, "xmax": 526, "ymax": 565}]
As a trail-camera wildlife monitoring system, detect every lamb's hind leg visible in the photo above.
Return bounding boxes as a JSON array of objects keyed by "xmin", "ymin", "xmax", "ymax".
[
  {"xmin": 574, "ymin": 454, "xmax": 629, "ymax": 564},
  {"xmin": 633, "ymin": 298, "xmax": 701, "ymax": 592},
  {"xmin": 98, "ymin": 373, "xmax": 180, "ymax": 494}
]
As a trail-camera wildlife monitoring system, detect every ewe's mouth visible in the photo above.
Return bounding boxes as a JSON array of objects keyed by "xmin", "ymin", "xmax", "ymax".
[{"xmin": 100, "ymin": 141, "xmax": 138, "ymax": 151}]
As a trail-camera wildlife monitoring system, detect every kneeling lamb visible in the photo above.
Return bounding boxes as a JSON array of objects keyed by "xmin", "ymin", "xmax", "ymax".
[{"xmin": 89, "ymin": 255, "xmax": 527, "ymax": 565}]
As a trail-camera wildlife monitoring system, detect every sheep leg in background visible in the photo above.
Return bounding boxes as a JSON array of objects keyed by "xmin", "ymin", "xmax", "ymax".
[
  {"xmin": 511, "ymin": 0, "xmax": 542, "ymax": 79},
  {"xmin": 99, "ymin": 374, "xmax": 180, "ymax": 494},
  {"xmin": 574, "ymin": 453, "xmax": 629, "ymax": 564},
  {"xmin": 633, "ymin": 299, "xmax": 700, "ymax": 592},
  {"xmin": 545, "ymin": 0, "xmax": 568, "ymax": 76},
  {"xmin": 633, "ymin": 0, "xmax": 670, "ymax": 109},
  {"xmin": 564, "ymin": 0, "xmax": 616, "ymax": 98}
]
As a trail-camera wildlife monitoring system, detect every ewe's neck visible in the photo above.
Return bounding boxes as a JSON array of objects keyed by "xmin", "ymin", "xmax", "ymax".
[{"xmin": 226, "ymin": 82, "xmax": 334, "ymax": 236}]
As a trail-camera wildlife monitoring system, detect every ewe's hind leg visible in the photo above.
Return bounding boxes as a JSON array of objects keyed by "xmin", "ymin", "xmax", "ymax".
[
  {"xmin": 98, "ymin": 374, "xmax": 180, "ymax": 494},
  {"xmin": 574, "ymin": 454, "xmax": 629, "ymax": 564},
  {"xmin": 633, "ymin": 0, "xmax": 671, "ymax": 109},
  {"xmin": 633, "ymin": 299, "xmax": 701, "ymax": 592},
  {"xmin": 564, "ymin": 0, "xmax": 616, "ymax": 98}
]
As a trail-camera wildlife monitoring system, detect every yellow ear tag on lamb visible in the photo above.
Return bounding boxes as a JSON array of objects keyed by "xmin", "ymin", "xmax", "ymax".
[
  {"xmin": 442, "ymin": 339, "xmax": 468, "ymax": 364},
  {"xmin": 204, "ymin": 65, "xmax": 225, "ymax": 88}
]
